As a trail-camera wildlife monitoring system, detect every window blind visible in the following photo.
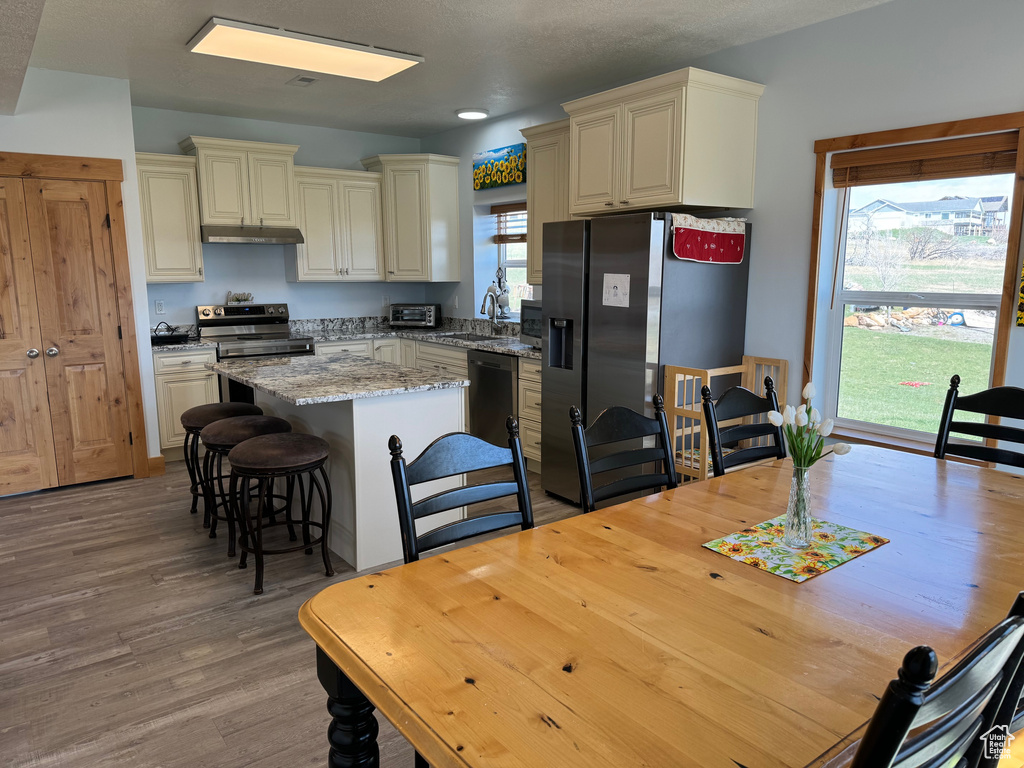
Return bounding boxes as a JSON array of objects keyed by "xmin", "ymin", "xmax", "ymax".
[
  {"xmin": 831, "ymin": 131, "xmax": 1019, "ymax": 188},
  {"xmin": 491, "ymin": 203, "xmax": 527, "ymax": 244}
]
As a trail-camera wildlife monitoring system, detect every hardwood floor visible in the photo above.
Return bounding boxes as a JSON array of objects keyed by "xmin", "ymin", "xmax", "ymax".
[{"xmin": 0, "ymin": 460, "xmax": 578, "ymax": 767}]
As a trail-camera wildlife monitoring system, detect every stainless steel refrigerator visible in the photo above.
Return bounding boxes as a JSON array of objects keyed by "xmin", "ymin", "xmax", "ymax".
[{"xmin": 540, "ymin": 212, "xmax": 751, "ymax": 502}]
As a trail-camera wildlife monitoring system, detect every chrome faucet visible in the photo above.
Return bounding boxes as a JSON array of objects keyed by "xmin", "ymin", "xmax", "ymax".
[{"xmin": 480, "ymin": 291, "xmax": 500, "ymax": 335}]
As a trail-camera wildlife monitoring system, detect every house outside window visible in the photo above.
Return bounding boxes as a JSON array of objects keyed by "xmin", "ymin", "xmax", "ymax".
[
  {"xmin": 826, "ymin": 171, "xmax": 1014, "ymax": 439},
  {"xmin": 491, "ymin": 203, "xmax": 533, "ymax": 314}
]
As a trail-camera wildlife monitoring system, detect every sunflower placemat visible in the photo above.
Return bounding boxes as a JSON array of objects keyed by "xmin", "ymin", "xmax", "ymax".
[{"xmin": 702, "ymin": 515, "xmax": 889, "ymax": 582}]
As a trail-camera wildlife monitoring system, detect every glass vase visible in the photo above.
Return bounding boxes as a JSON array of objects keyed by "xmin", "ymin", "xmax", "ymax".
[{"xmin": 784, "ymin": 466, "xmax": 812, "ymax": 548}]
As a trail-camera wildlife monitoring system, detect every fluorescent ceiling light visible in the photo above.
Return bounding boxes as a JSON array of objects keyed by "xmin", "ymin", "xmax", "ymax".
[
  {"xmin": 188, "ymin": 18, "xmax": 423, "ymax": 82},
  {"xmin": 456, "ymin": 109, "xmax": 489, "ymax": 120}
]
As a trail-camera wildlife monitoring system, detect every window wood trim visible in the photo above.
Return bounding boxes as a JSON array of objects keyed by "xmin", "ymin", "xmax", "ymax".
[{"xmin": 804, "ymin": 112, "xmax": 1024, "ymax": 398}]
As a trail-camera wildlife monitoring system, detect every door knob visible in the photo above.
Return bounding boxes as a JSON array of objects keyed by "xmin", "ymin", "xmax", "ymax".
[
  {"xmin": 45, "ymin": 347, "xmax": 60, "ymax": 357},
  {"xmin": 26, "ymin": 348, "xmax": 40, "ymax": 358}
]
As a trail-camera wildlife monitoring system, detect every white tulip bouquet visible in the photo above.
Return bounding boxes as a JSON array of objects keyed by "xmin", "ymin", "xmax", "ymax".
[{"xmin": 767, "ymin": 382, "xmax": 851, "ymax": 469}]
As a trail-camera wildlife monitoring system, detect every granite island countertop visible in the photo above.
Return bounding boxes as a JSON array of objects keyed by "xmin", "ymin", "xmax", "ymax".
[{"xmin": 209, "ymin": 354, "xmax": 469, "ymax": 406}]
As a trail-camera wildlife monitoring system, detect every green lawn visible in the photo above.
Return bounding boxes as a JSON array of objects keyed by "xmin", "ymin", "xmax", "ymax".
[{"xmin": 837, "ymin": 327, "xmax": 991, "ymax": 434}]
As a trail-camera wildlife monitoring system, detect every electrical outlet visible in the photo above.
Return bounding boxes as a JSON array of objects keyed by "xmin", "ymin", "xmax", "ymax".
[
  {"xmin": 381, "ymin": 294, "xmax": 390, "ymax": 309},
  {"xmin": 154, "ymin": 300, "xmax": 165, "ymax": 315}
]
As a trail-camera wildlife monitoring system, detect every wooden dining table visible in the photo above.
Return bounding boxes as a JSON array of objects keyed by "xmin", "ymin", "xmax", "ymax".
[{"xmin": 298, "ymin": 446, "xmax": 1024, "ymax": 768}]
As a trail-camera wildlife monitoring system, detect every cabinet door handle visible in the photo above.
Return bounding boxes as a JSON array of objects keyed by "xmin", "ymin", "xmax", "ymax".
[
  {"xmin": 620, "ymin": 200, "xmax": 630, "ymax": 205},
  {"xmin": 181, "ymin": 360, "xmax": 192, "ymax": 365},
  {"xmin": 533, "ymin": 401, "xmax": 542, "ymax": 407},
  {"xmin": 604, "ymin": 202, "xmax": 614, "ymax": 207},
  {"xmin": 26, "ymin": 348, "xmax": 40, "ymax": 359},
  {"xmin": 45, "ymin": 346, "xmax": 60, "ymax": 357}
]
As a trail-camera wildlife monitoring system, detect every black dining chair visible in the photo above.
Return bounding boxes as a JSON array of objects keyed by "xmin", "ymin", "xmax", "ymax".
[
  {"xmin": 569, "ymin": 394, "xmax": 678, "ymax": 515},
  {"xmin": 849, "ymin": 591, "xmax": 1024, "ymax": 768},
  {"xmin": 935, "ymin": 375, "xmax": 1024, "ymax": 469},
  {"xmin": 388, "ymin": 416, "xmax": 534, "ymax": 564},
  {"xmin": 700, "ymin": 375, "xmax": 786, "ymax": 478}
]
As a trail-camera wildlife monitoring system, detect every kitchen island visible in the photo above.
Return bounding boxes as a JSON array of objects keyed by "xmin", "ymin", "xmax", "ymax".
[{"xmin": 209, "ymin": 354, "xmax": 469, "ymax": 571}]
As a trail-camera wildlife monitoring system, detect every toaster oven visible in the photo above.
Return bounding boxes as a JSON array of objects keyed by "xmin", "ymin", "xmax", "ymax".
[{"xmin": 389, "ymin": 303, "xmax": 442, "ymax": 328}]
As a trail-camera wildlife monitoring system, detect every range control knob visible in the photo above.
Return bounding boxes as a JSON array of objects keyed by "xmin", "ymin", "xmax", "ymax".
[
  {"xmin": 276, "ymin": 305, "xmax": 287, "ymax": 315},
  {"xmin": 214, "ymin": 307, "xmax": 224, "ymax": 316},
  {"xmin": 266, "ymin": 307, "xmax": 275, "ymax": 315},
  {"xmin": 200, "ymin": 308, "xmax": 211, "ymax": 317}
]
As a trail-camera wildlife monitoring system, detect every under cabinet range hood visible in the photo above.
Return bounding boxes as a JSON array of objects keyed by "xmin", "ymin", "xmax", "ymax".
[{"xmin": 200, "ymin": 225, "xmax": 305, "ymax": 245}]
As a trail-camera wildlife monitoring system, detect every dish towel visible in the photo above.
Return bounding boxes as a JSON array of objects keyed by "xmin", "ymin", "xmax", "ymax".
[{"xmin": 671, "ymin": 213, "xmax": 746, "ymax": 264}]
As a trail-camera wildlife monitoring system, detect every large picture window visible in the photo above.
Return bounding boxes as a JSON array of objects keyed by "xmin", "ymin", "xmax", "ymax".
[{"xmin": 815, "ymin": 126, "xmax": 1023, "ymax": 444}]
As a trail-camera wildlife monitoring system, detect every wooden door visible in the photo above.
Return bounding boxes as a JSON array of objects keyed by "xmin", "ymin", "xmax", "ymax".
[
  {"xmin": 0, "ymin": 178, "xmax": 59, "ymax": 494},
  {"xmin": 384, "ymin": 163, "xmax": 430, "ymax": 281},
  {"xmin": 569, "ymin": 105, "xmax": 620, "ymax": 214},
  {"xmin": 621, "ymin": 88, "xmax": 683, "ymax": 207},
  {"xmin": 24, "ymin": 179, "xmax": 134, "ymax": 485},
  {"xmin": 137, "ymin": 154, "xmax": 204, "ymax": 282},
  {"xmin": 247, "ymin": 151, "xmax": 296, "ymax": 227},
  {"xmin": 340, "ymin": 179, "xmax": 384, "ymax": 280},
  {"xmin": 294, "ymin": 174, "xmax": 344, "ymax": 280}
]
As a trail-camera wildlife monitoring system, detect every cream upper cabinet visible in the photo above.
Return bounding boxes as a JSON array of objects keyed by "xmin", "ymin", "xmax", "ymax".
[
  {"xmin": 287, "ymin": 167, "xmax": 384, "ymax": 282},
  {"xmin": 136, "ymin": 153, "xmax": 204, "ymax": 283},
  {"xmin": 179, "ymin": 136, "xmax": 299, "ymax": 227},
  {"xmin": 564, "ymin": 68, "xmax": 764, "ymax": 214},
  {"xmin": 569, "ymin": 106, "xmax": 620, "ymax": 212},
  {"xmin": 361, "ymin": 154, "xmax": 460, "ymax": 282},
  {"xmin": 521, "ymin": 120, "xmax": 569, "ymax": 285}
]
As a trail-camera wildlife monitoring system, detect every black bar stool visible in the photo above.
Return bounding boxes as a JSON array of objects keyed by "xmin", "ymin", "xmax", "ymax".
[
  {"xmin": 180, "ymin": 402, "xmax": 263, "ymax": 524},
  {"xmin": 199, "ymin": 415, "xmax": 292, "ymax": 556},
  {"xmin": 228, "ymin": 433, "xmax": 334, "ymax": 595}
]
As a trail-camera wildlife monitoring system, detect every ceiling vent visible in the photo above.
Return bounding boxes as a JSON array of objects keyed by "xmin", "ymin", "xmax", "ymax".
[{"xmin": 287, "ymin": 74, "xmax": 319, "ymax": 87}]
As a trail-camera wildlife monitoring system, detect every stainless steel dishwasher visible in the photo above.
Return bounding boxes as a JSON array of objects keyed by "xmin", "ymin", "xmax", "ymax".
[{"xmin": 467, "ymin": 350, "xmax": 518, "ymax": 447}]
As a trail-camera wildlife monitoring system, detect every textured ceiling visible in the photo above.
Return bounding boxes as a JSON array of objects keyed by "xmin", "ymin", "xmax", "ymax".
[
  {"xmin": 27, "ymin": 0, "xmax": 893, "ymax": 137},
  {"xmin": 0, "ymin": 0, "xmax": 46, "ymax": 114}
]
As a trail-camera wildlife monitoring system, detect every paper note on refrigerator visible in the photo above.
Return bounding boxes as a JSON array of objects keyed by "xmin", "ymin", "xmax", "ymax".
[{"xmin": 602, "ymin": 273, "xmax": 630, "ymax": 307}]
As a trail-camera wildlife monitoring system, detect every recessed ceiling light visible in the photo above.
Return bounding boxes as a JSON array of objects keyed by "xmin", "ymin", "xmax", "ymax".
[
  {"xmin": 456, "ymin": 109, "xmax": 489, "ymax": 120},
  {"xmin": 188, "ymin": 18, "xmax": 423, "ymax": 83}
]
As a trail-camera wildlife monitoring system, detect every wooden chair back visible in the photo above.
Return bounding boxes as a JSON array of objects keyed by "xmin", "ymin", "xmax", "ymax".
[
  {"xmin": 389, "ymin": 417, "xmax": 534, "ymax": 563},
  {"xmin": 701, "ymin": 376, "xmax": 786, "ymax": 477},
  {"xmin": 934, "ymin": 375, "xmax": 1024, "ymax": 469},
  {"xmin": 569, "ymin": 394, "xmax": 678, "ymax": 514},
  {"xmin": 664, "ymin": 355, "xmax": 788, "ymax": 482},
  {"xmin": 850, "ymin": 593, "xmax": 1024, "ymax": 768}
]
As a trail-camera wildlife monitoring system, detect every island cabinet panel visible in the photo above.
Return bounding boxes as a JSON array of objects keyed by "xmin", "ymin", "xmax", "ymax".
[
  {"xmin": 180, "ymin": 136, "xmax": 299, "ymax": 227},
  {"xmin": 520, "ymin": 120, "xmax": 569, "ymax": 285},
  {"xmin": 136, "ymin": 153, "xmax": 204, "ymax": 283},
  {"xmin": 518, "ymin": 358, "xmax": 542, "ymax": 467},
  {"xmin": 564, "ymin": 67, "xmax": 764, "ymax": 214},
  {"xmin": 361, "ymin": 154, "xmax": 460, "ymax": 282},
  {"xmin": 288, "ymin": 168, "xmax": 384, "ymax": 282},
  {"xmin": 153, "ymin": 348, "xmax": 217, "ymax": 451}
]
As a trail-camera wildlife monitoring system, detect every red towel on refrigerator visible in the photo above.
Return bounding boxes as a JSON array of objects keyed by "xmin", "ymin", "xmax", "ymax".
[{"xmin": 671, "ymin": 214, "xmax": 746, "ymax": 264}]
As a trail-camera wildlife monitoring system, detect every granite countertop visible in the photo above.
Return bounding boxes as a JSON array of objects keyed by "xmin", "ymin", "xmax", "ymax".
[
  {"xmin": 208, "ymin": 355, "xmax": 469, "ymax": 406},
  {"xmin": 316, "ymin": 330, "xmax": 542, "ymax": 360},
  {"xmin": 151, "ymin": 339, "xmax": 218, "ymax": 352}
]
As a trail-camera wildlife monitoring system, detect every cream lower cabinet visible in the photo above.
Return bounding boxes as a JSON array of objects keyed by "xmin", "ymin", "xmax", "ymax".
[
  {"xmin": 361, "ymin": 154, "xmax": 460, "ymax": 282},
  {"xmin": 287, "ymin": 168, "xmax": 385, "ymax": 282},
  {"xmin": 179, "ymin": 136, "xmax": 299, "ymax": 227},
  {"xmin": 153, "ymin": 349, "xmax": 218, "ymax": 451},
  {"xmin": 518, "ymin": 359, "xmax": 542, "ymax": 467},
  {"xmin": 316, "ymin": 340, "xmax": 373, "ymax": 358},
  {"xmin": 399, "ymin": 339, "xmax": 418, "ymax": 368},
  {"xmin": 372, "ymin": 339, "xmax": 400, "ymax": 363},
  {"xmin": 520, "ymin": 121, "xmax": 569, "ymax": 285},
  {"xmin": 564, "ymin": 67, "xmax": 764, "ymax": 215},
  {"xmin": 416, "ymin": 342, "xmax": 470, "ymax": 423},
  {"xmin": 137, "ymin": 153, "xmax": 204, "ymax": 283}
]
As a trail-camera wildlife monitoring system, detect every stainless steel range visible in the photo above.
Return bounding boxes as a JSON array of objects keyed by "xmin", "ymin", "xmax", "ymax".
[{"xmin": 197, "ymin": 303, "xmax": 314, "ymax": 403}]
